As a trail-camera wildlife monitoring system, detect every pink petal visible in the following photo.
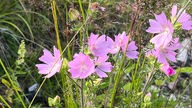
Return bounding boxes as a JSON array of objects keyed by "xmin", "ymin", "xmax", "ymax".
[
  {"xmin": 36, "ymin": 64, "xmax": 50, "ymax": 74},
  {"xmin": 182, "ymin": 21, "xmax": 192, "ymax": 30},
  {"xmin": 98, "ymin": 62, "xmax": 112, "ymax": 72},
  {"xmin": 157, "ymin": 51, "xmax": 168, "ymax": 64},
  {"xmin": 165, "ymin": 51, "xmax": 177, "ymax": 62},
  {"xmin": 128, "ymin": 41, "xmax": 138, "ymax": 51},
  {"xmin": 53, "ymin": 46, "xmax": 61, "ymax": 58},
  {"xmin": 146, "ymin": 19, "xmax": 162, "ymax": 33},
  {"xmin": 155, "ymin": 12, "xmax": 167, "ymax": 25},
  {"xmin": 95, "ymin": 68, "xmax": 108, "ymax": 78},
  {"xmin": 39, "ymin": 49, "xmax": 54, "ymax": 64},
  {"xmin": 171, "ymin": 5, "xmax": 177, "ymax": 18},
  {"xmin": 178, "ymin": 12, "xmax": 191, "ymax": 23},
  {"xmin": 126, "ymin": 51, "xmax": 139, "ymax": 59},
  {"xmin": 69, "ymin": 68, "xmax": 81, "ymax": 78}
]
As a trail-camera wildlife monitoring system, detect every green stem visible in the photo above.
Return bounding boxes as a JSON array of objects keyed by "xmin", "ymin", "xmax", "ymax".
[
  {"xmin": 51, "ymin": 0, "xmax": 62, "ymax": 52},
  {"xmin": 110, "ymin": 54, "xmax": 126, "ymax": 108},
  {"xmin": 0, "ymin": 95, "xmax": 11, "ymax": 108},
  {"xmin": 80, "ymin": 79, "xmax": 84, "ymax": 108},
  {"xmin": 28, "ymin": 78, "xmax": 46, "ymax": 108},
  {"xmin": 142, "ymin": 60, "xmax": 157, "ymax": 94},
  {"xmin": 0, "ymin": 59, "xmax": 26, "ymax": 108},
  {"xmin": 78, "ymin": 0, "xmax": 85, "ymax": 21}
]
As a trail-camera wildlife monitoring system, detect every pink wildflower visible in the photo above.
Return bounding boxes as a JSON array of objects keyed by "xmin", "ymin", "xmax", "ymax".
[
  {"xmin": 171, "ymin": 5, "xmax": 192, "ymax": 30},
  {"xmin": 36, "ymin": 46, "xmax": 63, "ymax": 78},
  {"xmin": 94, "ymin": 56, "xmax": 113, "ymax": 78},
  {"xmin": 123, "ymin": 41, "xmax": 139, "ymax": 59},
  {"xmin": 68, "ymin": 52, "xmax": 95, "ymax": 79},
  {"xmin": 161, "ymin": 64, "xmax": 176, "ymax": 76},
  {"xmin": 88, "ymin": 33, "xmax": 113, "ymax": 57},
  {"xmin": 148, "ymin": 38, "xmax": 181, "ymax": 64},
  {"xmin": 146, "ymin": 12, "xmax": 174, "ymax": 49},
  {"xmin": 110, "ymin": 32, "xmax": 139, "ymax": 59}
]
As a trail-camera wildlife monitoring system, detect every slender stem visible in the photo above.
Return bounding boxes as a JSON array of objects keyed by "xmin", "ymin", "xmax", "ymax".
[
  {"xmin": 0, "ymin": 59, "xmax": 26, "ymax": 108},
  {"xmin": 80, "ymin": 79, "xmax": 84, "ymax": 108},
  {"xmin": 51, "ymin": 0, "xmax": 62, "ymax": 52},
  {"xmin": 0, "ymin": 95, "xmax": 11, "ymax": 108},
  {"xmin": 142, "ymin": 60, "xmax": 157, "ymax": 94},
  {"xmin": 164, "ymin": 67, "xmax": 181, "ymax": 107},
  {"xmin": 28, "ymin": 78, "xmax": 46, "ymax": 108}
]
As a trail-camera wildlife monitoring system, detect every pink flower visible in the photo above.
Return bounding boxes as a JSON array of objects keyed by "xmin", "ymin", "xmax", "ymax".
[
  {"xmin": 88, "ymin": 33, "xmax": 113, "ymax": 57},
  {"xmin": 171, "ymin": 5, "xmax": 192, "ymax": 30},
  {"xmin": 161, "ymin": 64, "xmax": 176, "ymax": 76},
  {"xmin": 94, "ymin": 56, "xmax": 113, "ymax": 78},
  {"xmin": 146, "ymin": 12, "xmax": 174, "ymax": 49},
  {"xmin": 68, "ymin": 52, "xmax": 95, "ymax": 79},
  {"xmin": 36, "ymin": 46, "xmax": 63, "ymax": 78},
  {"xmin": 148, "ymin": 38, "xmax": 181, "ymax": 64},
  {"xmin": 109, "ymin": 32, "xmax": 139, "ymax": 59},
  {"xmin": 123, "ymin": 41, "xmax": 139, "ymax": 59}
]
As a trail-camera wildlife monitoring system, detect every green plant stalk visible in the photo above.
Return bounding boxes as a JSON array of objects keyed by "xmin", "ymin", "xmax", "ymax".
[
  {"xmin": 64, "ymin": 2, "xmax": 72, "ymax": 60},
  {"xmin": 78, "ymin": 0, "xmax": 89, "ymax": 39},
  {"xmin": 142, "ymin": 60, "xmax": 157, "ymax": 94},
  {"xmin": 51, "ymin": 0, "xmax": 62, "ymax": 52},
  {"xmin": 0, "ymin": 95, "xmax": 11, "ymax": 108},
  {"xmin": 132, "ymin": 53, "xmax": 142, "ymax": 86},
  {"xmin": 109, "ymin": 10, "xmax": 138, "ymax": 106},
  {"xmin": 80, "ymin": 79, "xmax": 84, "ymax": 108},
  {"xmin": 56, "ymin": 13, "xmax": 90, "ymax": 108},
  {"xmin": 28, "ymin": 78, "xmax": 46, "ymax": 108},
  {"xmin": 0, "ymin": 59, "xmax": 26, "ymax": 108},
  {"xmin": 51, "ymin": 1, "xmax": 76, "ymax": 107},
  {"xmin": 110, "ymin": 52, "xmax": 127, "ymax": 108},
  {"xmin": 78, "ymin": 0, "xmax": 85, "ymax": 20},
  {"xmin": 164, "ymin": 67, "xmax": 181, "ymax": 107}
]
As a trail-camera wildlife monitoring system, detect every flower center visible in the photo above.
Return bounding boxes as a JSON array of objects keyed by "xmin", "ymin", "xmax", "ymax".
[{"xmin": 80, "ymin": 64, "xmax": 88, "ymax": 73}]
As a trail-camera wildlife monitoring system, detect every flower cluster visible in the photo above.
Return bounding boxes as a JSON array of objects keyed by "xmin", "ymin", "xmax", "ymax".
[
  {"xmin": 68, "ymin": 32, "xmax": 139, "ymax": 79},
  {"xmin": 146, "ymin": 5, "xmax": 192, "ymax": 76}
]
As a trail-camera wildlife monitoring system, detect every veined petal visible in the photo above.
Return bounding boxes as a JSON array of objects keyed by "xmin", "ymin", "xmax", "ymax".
[
  {"xmin": 36, "ymin": 64, "xmax": 50, "ymax": 74},
  {"xmin": 53, "ymin": 46, "xmax": 61, "ymax": 58},
  {"xmin": 165, "ymin": 51, "xmax": 177, "ymax": 62},
  {"xmin": 126, "ymin": 51, "xmax": 139, "ymax": 59},
  {"xmin": 157, "ymin": 52, "xmax": 168, "ymax": 64},
  {"xmin": 155, "ymin": 12, "xmax": 167, "ymax": 25},
  {"xmin": 39, "ymin": 49, "xmax": 54, "ymax": 64},
  {"xmin": 182, "ymin": 21, "xmax": 192, "ymax": 30},
  {"xmin": 95, "ymin": 68, "xmax": 108, "ymax": 78},
  {"xmin": 128, "ymin": 41, "xmax": 138, "ymax": 51},
  {"xmin": 146, "ymin": 19, "xmax": 162, "ymax": 33}
]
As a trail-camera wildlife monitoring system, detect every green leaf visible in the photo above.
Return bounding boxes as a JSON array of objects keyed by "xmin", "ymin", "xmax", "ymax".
[
  {"xmin": 123, "ymin": 83, "xmax": 132, "ymax": 91},
  {"xmin": 175, "ymin": 67, "xmax": 192, "ymax": 73},
  {"xmin": 155, "ymin": 79, "xmax": 165, "ymax": 86},
  {"xmin": 48, "ymin": 96, "xmax": 61, "ymax": 107},
  {"xmin": 48, "ymin": 97, "xmax": 54, "ymax": 107},
  {"xmin": 1, "ymin": 79, "xmax": 11, "ymax": 88}
]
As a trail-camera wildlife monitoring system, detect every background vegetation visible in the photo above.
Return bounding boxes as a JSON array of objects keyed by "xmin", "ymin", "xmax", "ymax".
[{"xmin": 0, "ymin": 0, "xmax": 192, "ymax": 107}]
